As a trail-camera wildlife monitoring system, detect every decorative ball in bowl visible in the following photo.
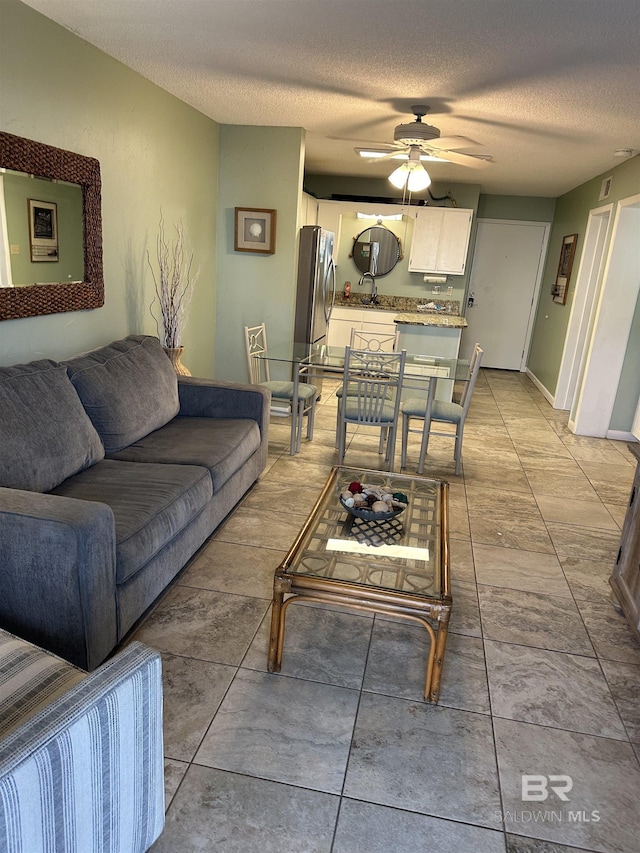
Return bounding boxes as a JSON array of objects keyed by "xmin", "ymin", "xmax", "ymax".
[{"xmin": 339, "ymin": 481, "xmax": 408, "ymax": 521}]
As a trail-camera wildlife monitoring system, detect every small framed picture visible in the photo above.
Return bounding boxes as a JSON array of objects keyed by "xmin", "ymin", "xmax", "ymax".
[
  {"xmin": 28, "ymin": 199, "xmax": 59, "ymax": 262},
  {"xmin": 551, "ymin": 233, "xmax": 578, "ymax": 305},
  {"xmin": 234, "ymin": 207, "xmax": 276, "ymax": 254}
]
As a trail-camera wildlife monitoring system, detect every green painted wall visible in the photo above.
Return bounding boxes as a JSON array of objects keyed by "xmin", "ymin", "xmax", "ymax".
[
  {"xmin": 305, "ymin": 174, "xmax": 474, "ymax": 210},
  {"xmin": 0, "ymin": 0, "xmax": 219, "ymax": 377},
  {"xmin": 527, "ymin": 155, "xmax": 640, "ymax": 409},
  {"xmin": 214, "ymin": 125, "xmax": 305, "ymax": 383},
  {"xmin": 4, "ymin": 173, "xmax": 84, "ymax": 284},
  {"xmin": 476, "ymin": 194, "xmax": 556, "ymax": 222}
]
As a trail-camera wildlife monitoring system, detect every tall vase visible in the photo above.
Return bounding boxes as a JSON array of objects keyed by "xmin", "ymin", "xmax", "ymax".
[{"xmin": 163, "ymin": 346, "xmax": 191, "ymax": 376}]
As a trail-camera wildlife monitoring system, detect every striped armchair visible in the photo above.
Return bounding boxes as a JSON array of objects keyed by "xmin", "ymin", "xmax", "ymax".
[{"xmin": 0, "ymin": 630, "xmax": 165, "ymax": 853}]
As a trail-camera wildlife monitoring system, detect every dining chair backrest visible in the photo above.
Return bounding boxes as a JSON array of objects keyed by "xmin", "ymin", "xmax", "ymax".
[
  {"xmin": 244, "ymin": 323, "xmax": 270, "ymax": 384},
  {"xmin": 350, "ymin": 326, "xmax": 400, "ymax": 353},
  {"xmin": 342, "ymin": 346, "xmax": 407, "ymax": 425},
  {"xmin": 459, "ymin": 344, "xmax": 483, "ymax": 412}
]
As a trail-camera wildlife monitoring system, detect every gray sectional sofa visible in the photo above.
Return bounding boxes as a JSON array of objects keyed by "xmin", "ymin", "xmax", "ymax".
[{"xmin": 0, "ymin": 335, "xmax": 270, "ymax": 670}]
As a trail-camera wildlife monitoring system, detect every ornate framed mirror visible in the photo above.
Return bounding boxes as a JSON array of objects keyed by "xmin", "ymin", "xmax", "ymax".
[
  {"xmin": 351, "ymin": 225, "xmax": 402, "ymax": 277},
  {"xmin": 0, "ymin": 132, "xmax": 103, "ymax": 321}
]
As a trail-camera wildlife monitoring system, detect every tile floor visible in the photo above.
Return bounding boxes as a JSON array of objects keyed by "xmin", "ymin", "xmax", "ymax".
[{"xmin": 141, "ymin": 369, "xmax": 640, "ymax": 852}]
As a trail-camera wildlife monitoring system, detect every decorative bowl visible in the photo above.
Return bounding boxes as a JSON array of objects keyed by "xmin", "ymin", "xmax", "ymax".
[
  {"xmin": 339, "ymin": 494, "xmax": 408, "ymax": 522},
  {"xmin": 339, "ymin": 482, "xmax": 408, "ymax": 521}
]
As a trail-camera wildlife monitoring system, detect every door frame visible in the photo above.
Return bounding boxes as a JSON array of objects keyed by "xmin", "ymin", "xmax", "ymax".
[
  {"xmin": 0, "ymin": 174, "xmax": 13, "ymax": 287},
  {"xmin": 554, "ymin": 203, "xmax": 613, "ymax": 410},
  {"xmin": 465, "ymin": 218, "xmax": 550, "ymax": 370},
  {"xmin": 633, "ymin": 396, "xmax": 640, "ymax": 442},
  {"xmin": 570, "ymin": 193, "xmax": 640, "ymax": 437}
]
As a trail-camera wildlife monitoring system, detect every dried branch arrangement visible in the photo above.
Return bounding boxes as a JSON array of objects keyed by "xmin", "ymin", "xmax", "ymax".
[{"xmin": 148, "ymin": 216, "xmax": 199, "ymax": 349}]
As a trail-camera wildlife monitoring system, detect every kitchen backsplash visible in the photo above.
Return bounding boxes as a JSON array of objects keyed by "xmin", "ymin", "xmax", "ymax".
[{"xmin": 333, "ymin": 292, "xmax": 461, "ymax": 315}]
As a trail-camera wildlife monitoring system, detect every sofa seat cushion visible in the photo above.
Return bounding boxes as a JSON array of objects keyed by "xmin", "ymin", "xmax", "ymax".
[
  {"xmin": 63, "ymin": 335, "xmax": 179, "ymax": 454},
  {"xmin": 0, "ymin": 629, "xmax": 86, "ymax": 739},
  {"xmin": 50, "ymin": 459, "xmax": 213, "ymax": 583},
  {"xmin": 0, "ymin": 359, "xmax": 104, "ymax": 493},
  {"xmin": 107, "ymin": 416, "xmax": 262, "ymax": 493}
]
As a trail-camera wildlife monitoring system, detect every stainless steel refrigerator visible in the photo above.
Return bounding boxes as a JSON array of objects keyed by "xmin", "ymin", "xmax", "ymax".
[{"xmin": 294, "ymin": 225, "xmax": 336, "ymax": 346}]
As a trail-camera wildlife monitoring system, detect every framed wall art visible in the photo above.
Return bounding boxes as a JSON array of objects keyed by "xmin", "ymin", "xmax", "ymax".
[
  {"xmin": 551, "ymin": 233, "xmax": 578, "ymax": 305},
  {"xmin": 234, "ymin": 207, "xmax": 276, "ymax": 254},
  {"xmin": 28, "ymin": 199, "xmax": 59, "ymax": 262}
]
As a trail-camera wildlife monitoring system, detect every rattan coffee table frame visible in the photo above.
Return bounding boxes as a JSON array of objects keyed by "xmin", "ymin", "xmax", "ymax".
[{"xmin": 267, "ymin": 465, "xmax": 451, "ymax": 703}]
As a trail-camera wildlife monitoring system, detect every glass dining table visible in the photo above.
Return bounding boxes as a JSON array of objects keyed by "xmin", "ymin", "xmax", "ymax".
[{"xmin": 253, "ymin": 341, "xmax": 471, "ymax": 456}]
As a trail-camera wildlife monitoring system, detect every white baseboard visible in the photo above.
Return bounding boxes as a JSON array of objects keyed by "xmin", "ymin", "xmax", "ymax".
[
  {"xmin": 606, "ymin": 429, "xmax": 638, "ymax": 442},
  {"xmin": 525, "ymin": 368, "xmax": 555, "ymax": 406}
]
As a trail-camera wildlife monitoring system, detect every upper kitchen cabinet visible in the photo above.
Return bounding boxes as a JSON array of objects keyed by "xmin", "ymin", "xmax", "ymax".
[{"xmin": 408, "ymin": 208, "xmax": 473, "ymax": 275}]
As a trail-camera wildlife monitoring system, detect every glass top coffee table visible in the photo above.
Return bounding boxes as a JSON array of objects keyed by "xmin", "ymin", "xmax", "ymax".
[{"xmin": 267, "ymin": 465, "xmax": 451, "ymax": 703}]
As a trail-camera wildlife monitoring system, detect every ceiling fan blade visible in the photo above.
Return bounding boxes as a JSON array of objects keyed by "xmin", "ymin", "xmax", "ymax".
[
  {"xmin": 426, "ymin": 135, "xmax": 478, "ymax": 149},
  {"xmin": 431, "ymin": 149, "xmax": 491, "ymax": 169},
  {"xmin": 364, "ymin": 147, "xmax": 409, "ymax": 162}
]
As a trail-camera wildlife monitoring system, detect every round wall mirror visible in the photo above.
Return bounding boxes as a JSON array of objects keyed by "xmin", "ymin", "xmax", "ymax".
[{"xmin": 351, "ymin": 225, "xmax": 401, "ymax": 277}]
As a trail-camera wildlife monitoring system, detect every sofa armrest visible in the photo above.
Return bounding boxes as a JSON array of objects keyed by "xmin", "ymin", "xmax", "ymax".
[
  {"xmin": 0, "ymin": 640, "xmax": 164, "ymax": 853},
  {"xmin": 178, "ymin": 375, "xmax": 270, "ymax": 437},
  {"xmin": 0, "ymin": 487, "xmax": 118, "ymax": 671}
]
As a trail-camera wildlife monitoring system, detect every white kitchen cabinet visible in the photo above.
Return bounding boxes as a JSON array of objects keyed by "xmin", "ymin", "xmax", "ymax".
[
  {"xmin": 360, "ymin": 308, "xmax": 397, "ymax": 334},
  {"xmin": 327, "ymin": 307, "xmax": 359, "ymax": 348},
  {"xmin": 327, "ymin": 317, "xmax": 357, "ymax": 348},
  {"xmin": 408, "ymin": 208, "xmax": 473, "ymax": 275},
  {"xmin": 327, "ymin": 306, "xmax": 397, "ymax": 348}
]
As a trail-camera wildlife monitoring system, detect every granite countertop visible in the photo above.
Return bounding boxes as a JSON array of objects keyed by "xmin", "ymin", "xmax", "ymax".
[
  {"xmin": 394, "ymin": 313, "xmax": 468, "ymax": 328},
  {"xmin": 333, "ymin": 293, "xmax": 467, "ymax": 327}
]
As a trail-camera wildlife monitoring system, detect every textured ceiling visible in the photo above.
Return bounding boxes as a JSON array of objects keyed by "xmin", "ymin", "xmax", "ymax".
[{"xmin": 21, "ymin": 0, "xmax": 640, "ymax": 196}]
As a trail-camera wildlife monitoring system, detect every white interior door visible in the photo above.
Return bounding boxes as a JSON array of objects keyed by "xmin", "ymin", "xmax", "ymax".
[{"xmin": 461, "ymin": 219, "xmax": 550, "ymax": 369}]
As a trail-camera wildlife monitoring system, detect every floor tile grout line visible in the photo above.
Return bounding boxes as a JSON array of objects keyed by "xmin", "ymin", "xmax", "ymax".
[
  {"xmin": 162, "ymin": 600, "xmax": 271, "ymax": 814},
  {"xmin": 159, "ymin": 368, "xmax": 640, "ymax": 849},
  {"xmin": 475, "ymin": 388, "xmax": 634, "ymax": 753},
  {"xmin": 476, "ymin": 373, "xmax": 519, "ymax": 850},
  {"xmin": 328, "ymin": 614, "xmax": 376, "ymax": 853}
]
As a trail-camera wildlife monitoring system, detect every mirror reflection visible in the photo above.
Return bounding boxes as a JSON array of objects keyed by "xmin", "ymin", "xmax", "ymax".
[
  {"xmin": 352, "ymin": 225, "xmax": 401, "ymax": 277},
  {"xmin": 0, "ymin": 131, "xmax": 103, "ymax": 321},
  {"xmin": 1, "ymin": 170, "xmax": 84, "ymax": 287}
]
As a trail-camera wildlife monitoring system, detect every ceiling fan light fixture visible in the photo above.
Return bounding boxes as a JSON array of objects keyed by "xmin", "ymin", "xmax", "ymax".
[
  {"xmin": 407, "ymin": 164, "xmax": 432, "ymax": 191},
  {"xmin": 388, "ymin": 152, "xmax": 431, "ymax": 191},
  {"xmin": 388, "ymin": 163, "xmax": 410, "ymax": 189}
]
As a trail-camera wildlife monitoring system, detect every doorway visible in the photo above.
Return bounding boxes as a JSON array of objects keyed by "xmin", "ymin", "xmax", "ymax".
[
  {"xmin": 460, "ymin": 219, "xmax": 550, "ymax": 369},
  {"xmin": 554, "ymin": 204, "xmax": 612, "ymax": 410},
  {"xmin": 571, "ymin": 194, "xmax": 640, "ymax": 437}
]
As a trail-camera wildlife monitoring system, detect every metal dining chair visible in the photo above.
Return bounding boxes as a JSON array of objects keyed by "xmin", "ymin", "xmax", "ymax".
[
  {"xmin": 244, "ymin": 323, "xmax": 317, "ymax": 455},
  {"xmin": 452, "ymin": 341, "xmax": 481, "ymax": 403},
  {"xmin": 337, "ymin": 346, "xmax": 407, "ymax": 470},
  {"xmin": 401, "ymin": 344, "xmax": 483, "ymax": 475},
  {"xmin": 335, "ymin": 326, "xmax": 400, "ymax": 446}
]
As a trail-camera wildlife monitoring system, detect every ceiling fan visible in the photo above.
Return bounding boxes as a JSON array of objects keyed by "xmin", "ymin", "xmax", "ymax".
[{"xmin": 357, "ymin": 105, "xmax": 492, "ymax": 191}]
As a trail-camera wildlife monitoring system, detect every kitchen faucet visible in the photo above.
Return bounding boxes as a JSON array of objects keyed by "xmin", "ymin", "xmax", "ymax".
[{"xmin": 359, "ymin": 272, "xmax": 378, "ymax": 304}]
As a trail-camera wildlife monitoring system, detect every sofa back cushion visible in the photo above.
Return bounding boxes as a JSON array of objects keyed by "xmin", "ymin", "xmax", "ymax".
[
  {"xmin": 0, "ymin": 359, "xmax": 105, "ymax": 492},
  {"xmin": 63, "ymin": 335, "xmax": 179, "ymax": 453}
]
